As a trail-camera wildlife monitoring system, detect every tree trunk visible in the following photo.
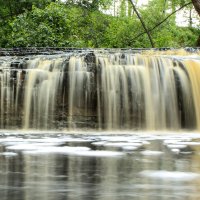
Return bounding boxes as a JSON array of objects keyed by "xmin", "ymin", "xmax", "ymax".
[
  {"xmin": 197, "ymin": 36, "xmax": 200, "ymax": 46},
  {"xmin": 128, "ymin": 0, "xmax": 155, "ymax": 48},
  {"xmin": 192, "ymin": 0, "xmax": 200, "ymax": 16}
]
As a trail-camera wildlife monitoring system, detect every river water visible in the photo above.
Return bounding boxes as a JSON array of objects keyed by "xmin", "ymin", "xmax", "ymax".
[{"xmin": 0, "ymin": 131, "xmax": 200, "ymax": 200}]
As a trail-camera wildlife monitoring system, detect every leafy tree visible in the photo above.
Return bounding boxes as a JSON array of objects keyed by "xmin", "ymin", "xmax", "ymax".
[
  {"xmin": 65, "ymin": 0, "xmax": 112, "ymax": 10},
  {"xmin": 9, "ymin": 2, "xmax": 112, "ymax": 47},
  {"xmin": 0, "ymin": 0, "xmax": 199, "ymax": 48},
  {"xmin": 9, "ymin": 3, "xmax": 83, "ymax": 47},
  {"xmin": 127, "ymin": 0, "xmax": 200, "ymax": 47},
  {"xmin": 0, "ymin": 0, "xmax": 55, "ymax": 20}
]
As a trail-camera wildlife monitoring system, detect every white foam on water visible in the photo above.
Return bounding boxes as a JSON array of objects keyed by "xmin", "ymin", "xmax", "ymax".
[
  {"xmin": 22, "ymin": 146, "xmax": 91, "ymax": 154},
  {"xmin": 0, "ymin": 152, "xmax": 18, "ymax": 156},
  {"xmin": 73, "ymin": 150, "xmax": 125, "ymax": 157},
  {"xmin": 178, "ymin": 142, "xmax": 200, "ymax": 146},
  {"xmin": 122, "ymin": 146, "xmax": 139, "ymax": 151},
  {"xmin": 7, "ymin": 144, "xmax": 41, "ymax": 151},
  {"xmin": 171, "ymin": 149, "xmax": 180, "ymax": 154},
  {"xmin": 60, "ymin": 137, "xmax": 92, "ymax": 143},
  {"xmin": 165, "ymin": 141, "xmax": 200, "ymax": 147},
  {"xmin": 167, "ymin": 144, "xmax": 187, "ymax": 149},
  {"xmin": 29, "ymin": 138, "xmax": 66, "ymax": 143},
  {"xmin": 92, "ymin": 141, "xmax": 107, "ymax": 146},
  {"xmin": 2, "ymin": 141, "xmax": 27, "ymax": 146},
  {"xmin": 141, "ymin": 150, "xmax": 164, "ymax": 156},
  {"xmin": 163, "ymin": 140, "xmax": 184, "ymax": 145},
  {"xmin": 0, "ymin": 137, "xmax": 66, "ymax": 147},
  {"xmin": 0, "ymin": 137, "xmax": 25, "ymax": 143},
  {"xmin": 23, "ymin": 147, "xmax": 124, "ymax": 157},
  {"xmin": 1, "ymin": 132, "xmax": 200, "ymax": 159},
  {"xmin": 141, "ymin": 141, "xmax": 151, "ymax": 145},
  {"xmin": 139, "ymin": 170, "xmax": 200, "ymax": 181}
]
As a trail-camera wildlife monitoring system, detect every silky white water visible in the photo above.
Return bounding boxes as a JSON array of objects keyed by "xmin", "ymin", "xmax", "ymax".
[{"xmin": 0, "ymin": 51, "xmax": 199, "ymax": 130}]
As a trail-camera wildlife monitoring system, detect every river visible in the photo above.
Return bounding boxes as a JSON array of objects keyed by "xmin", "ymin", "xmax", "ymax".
[{"xmin": 0, "ymin": 131, "xmax": 199, "ymax": 200}]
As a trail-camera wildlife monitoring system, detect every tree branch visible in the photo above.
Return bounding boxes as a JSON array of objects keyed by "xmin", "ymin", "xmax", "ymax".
[
  {"xmin": 131, "ymin": 2, "xmax": 192, "ymax": 42},
  {"xmin": 128, "ymin": 0, "xmax": 155, "ymax": 48}
]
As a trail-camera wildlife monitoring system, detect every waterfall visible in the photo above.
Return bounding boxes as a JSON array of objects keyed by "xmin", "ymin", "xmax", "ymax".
[
  {"xmin": 184, "ymin": 60, "xmax": 200, "ymax": 130},
  {"xmin": 96, "ymin": 53, "xmax": 196, "ymax": 130},
  {"xmin": 0, "ymin": 50, "xmax": 199, "ymax": 130},
  {"xmin": 23, "ymin": 57, "xmax": 64, "ymax": 129},
  {"xmin": 67, "ymin": 56, "xmax": 93, "ymax": 129}
]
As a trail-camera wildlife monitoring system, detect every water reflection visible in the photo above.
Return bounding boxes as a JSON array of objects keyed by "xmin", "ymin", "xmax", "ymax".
[{"xmin": 0, "ymin": 133, "xmax": 199, "ymax": 200}]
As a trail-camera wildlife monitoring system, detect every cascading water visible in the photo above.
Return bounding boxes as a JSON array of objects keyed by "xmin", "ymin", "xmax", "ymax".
[
  {"xmin": 67, "ymin": 56, "xmax": 94, "ymax": 129},
  {"xmin": 0, "ymin": 49, "xmax": 199, "ymax": 130},
  {"xmin": 23, "ymin": 57, "xmax": 64, "ymax": 129},
  {"xmin": 96, "ymin": 52, "xmax": 198, "ymax": 130}
]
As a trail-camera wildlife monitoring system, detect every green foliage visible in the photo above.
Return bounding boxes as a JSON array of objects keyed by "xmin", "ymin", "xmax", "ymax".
[
  {"xmin": 0, "ymin": 0, "xmax": 54, "ymax": 19},
  {"xmin": 0, "ymin": 21, "xmax": 12, "ymax": 47},
  {"xmin": 65, "ymin": 0, "xmax": 112, "ymax": 10},
  {"xmin": 103, "ymin": 16, "xmax": 141, "ymax": 47},
  {"xmin": 0, "ymin": 0, "xmax": 199, "ymax": 48},
  {"xmin": 153, "ymin": 25, "xmax": 199, "ymax": 47},
  {"xmin": 136, "ymin": 0, "xmax": 200, "ymax": 47},
  {"xmin": 10, "ymin": 3, "xmax": 83, "ymax": 47},
  {"xmin": 8, "ymin": 2, "xmax": 113, "ymax": 47}
]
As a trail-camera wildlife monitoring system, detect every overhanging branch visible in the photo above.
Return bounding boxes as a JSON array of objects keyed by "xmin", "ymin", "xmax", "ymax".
[
  {"xmin": 128, "ymin": 0, "xmax": 155, "ymax": 47},
  {"xmin": 131, "ymin": 2, "xmax": 192, "ymax": 42}
]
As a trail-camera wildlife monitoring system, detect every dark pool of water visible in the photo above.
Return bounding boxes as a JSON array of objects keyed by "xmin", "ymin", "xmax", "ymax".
[{"xmin": 0, "ymin": 131, "xmax": 200, "ymax": 200}]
